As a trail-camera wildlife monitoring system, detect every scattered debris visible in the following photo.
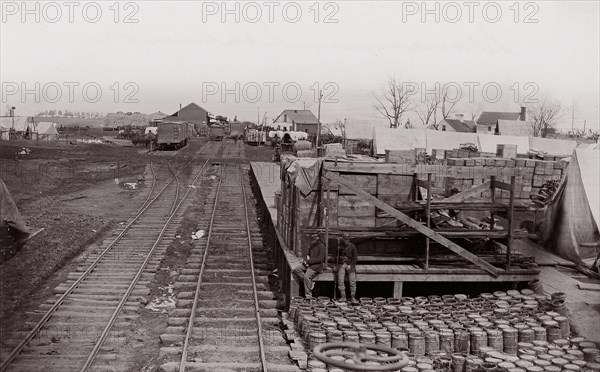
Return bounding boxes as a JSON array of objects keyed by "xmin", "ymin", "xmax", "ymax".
[
  {"xmin": 124, "ymin": 182, "xmax": 137, "ymax": 190},
  {"xmin": 144, "ymin": 284, "xmax": 176, "ymax": 312},
  {"xmin": 191, "ymin": 230, "xmax": 205, "ymax": 240},
  {"xmin": 17, "ymin": 148, "xmax": 31, "ymax": 155}
]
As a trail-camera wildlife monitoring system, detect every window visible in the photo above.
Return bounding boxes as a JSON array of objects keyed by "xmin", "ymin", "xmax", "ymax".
[
  {"xmin": 283, "ymin": 114, "xmax": 287, "ymax": 122},
  {"xmin": 488, "ymin": 126, "xmax": 492, "ymax": 132},
  {"xmin": 442, "ymin": 125, "xmax": 446, "ymax": 131}
]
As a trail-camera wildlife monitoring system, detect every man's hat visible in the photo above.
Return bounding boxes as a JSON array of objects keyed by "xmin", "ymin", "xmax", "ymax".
[
  {"xmin": 342, "ymin": 233, "xmax": 350, "ymax": 239},
  {"xmin": 310, "ymin": 232, "xmax": 322, "ymax": 238}
]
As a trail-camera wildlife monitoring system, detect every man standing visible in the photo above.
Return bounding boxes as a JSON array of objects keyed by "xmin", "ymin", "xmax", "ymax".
[
  {"xmin": 292, "ymin": 232, "xmax": 326, "ymax": 299},
  {"xmin": 337, "ymin": 233, "xmax": 358, "ymax": 304}
]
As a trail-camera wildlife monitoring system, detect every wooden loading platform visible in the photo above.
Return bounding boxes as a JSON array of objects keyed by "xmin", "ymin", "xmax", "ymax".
[{"xmin": 250, "ymin": 161, "xmax": 541, "ymax": 307}]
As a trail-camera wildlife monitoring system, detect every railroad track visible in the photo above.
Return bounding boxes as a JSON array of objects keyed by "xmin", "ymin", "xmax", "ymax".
[
  {"xmin": 0, "ymin": 141, "xmax": 222, "ymax": 372},
  {"xmin": 158, "ymin": 159, "xmax": 299, "ymax": 371}
]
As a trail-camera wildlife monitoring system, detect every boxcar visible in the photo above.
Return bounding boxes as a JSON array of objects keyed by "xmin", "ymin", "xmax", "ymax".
[
  {"xmin": 156, "ymin": 122, "xmax": 190, "ymax": 150},
  {"xmin": 209, "ymin": 125, "xmax": 226, "ymax": 141}
]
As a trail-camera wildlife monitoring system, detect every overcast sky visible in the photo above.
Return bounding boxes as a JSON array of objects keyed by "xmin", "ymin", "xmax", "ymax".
[{"xmin": 1, "ymin": 1, "xmax": 598, "ymax": 129}]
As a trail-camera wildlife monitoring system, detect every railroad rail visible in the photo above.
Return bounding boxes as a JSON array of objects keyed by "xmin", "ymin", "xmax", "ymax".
[
  {"xmin": 0, "ymin": 141, "xmax": 221, "ymax": 372},
  {"xmin": 159, "ymin": 146, "xmax": 298, "ymax": 371}
]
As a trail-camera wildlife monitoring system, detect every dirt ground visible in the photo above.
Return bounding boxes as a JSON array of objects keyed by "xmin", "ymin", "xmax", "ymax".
[{"xmin": 0, "ymin": 138, "xmax": 278, "ymax": 369}]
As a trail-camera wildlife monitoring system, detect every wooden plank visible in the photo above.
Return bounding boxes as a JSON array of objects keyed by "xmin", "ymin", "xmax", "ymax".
[
  {"xmin": 415, "ymin": 178, "xmax": 430, "ymax": 189},
  {"xmin": 444, "ymin": 180, "xmax": 491, "ymax": 202},
  {"xmin": 331, "ymin": 177, "xmax": 502, "ymax": 277},
  {"xmin": 323, "ymin": 162, "xmax": 519, "ymax": 177},
  {"xmin": 339, "ymin": 174, "xmax": 377, "ymax": 195},
  {"xmin": 577, "ymin": 282, "xmax": 600, "ymax": 291},
  {"xmin": 377, "ymin": 174, "xmax": 413, "ymax": 196},
  {"xmin": 338, "ymin": 216, "xmax": 376, "ymax": 227},
  {"xmin": 338, "ymin": 195, "xmax": 376, "ymax": 216},
  {"xmin": 492, "ymin": 179, "xmax": 514, "ymax": 192}
]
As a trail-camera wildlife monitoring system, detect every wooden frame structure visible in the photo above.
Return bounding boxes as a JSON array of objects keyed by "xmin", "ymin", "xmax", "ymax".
[{"xmin": 252, "ymin": 160, "xmax": 539, "ymax": 306}]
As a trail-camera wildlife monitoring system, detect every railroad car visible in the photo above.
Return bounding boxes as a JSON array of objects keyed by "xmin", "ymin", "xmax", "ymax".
[
  {"xmin": 208, "ymin": 124, "xmax": 226, "ymax": 141},
  {"xmin": 156, "ymin": 121, "xmax": 191, "ymax": 150},
  {"xmin": 228, "ymin": 122, "xmax": 245, "ymax": 138}
]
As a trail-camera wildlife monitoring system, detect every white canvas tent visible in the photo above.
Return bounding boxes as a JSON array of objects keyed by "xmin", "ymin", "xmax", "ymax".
[
  {"xmin": 0, "ymin": 117, "xmax": 33, "ymax": 139},
  {"xmin": 33, "ymin": 122, "xmax": 59, "ymax": 140},
  {"xmin": 425, "ymin": 130, "xmax": 478, "ymax": 154},
  {"xmin": 345, "ymin": 119, "xmax": 389, "ymax": 140},
  {"xmin": 530, "ymin": 137, "xmax": 578, "ymax": 157},
  {"xmin": 478, "ymin": 134, "xmax": 530, "ymax": 154},
  {"xmin": 542, "ymin": 149, "xmax": 600, "ymax": 263},
  {"xmin": 373, "ymin": 128, "xmax": 426, "ymax": 156}
]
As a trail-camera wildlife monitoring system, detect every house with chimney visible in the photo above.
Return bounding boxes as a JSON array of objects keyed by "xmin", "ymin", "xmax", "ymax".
[
  {"xmin": 476, "ymin": 106, "xmax": 527, "ymax": 134},
  {"xmin": 428, "ymin": 113, "xmax": 476, "ymax": 133},
  {"xmin": 272, "ymin": 109, "xmax": 319, "ymax": 135}
]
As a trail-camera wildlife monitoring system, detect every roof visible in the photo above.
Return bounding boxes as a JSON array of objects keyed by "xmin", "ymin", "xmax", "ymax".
[
  {"xmin": 437, "ymin": 119, "xmax": 476, "ymax": 133},
  {"xmin": 477, "ymin": 111, "xmax": 521, "ymax": 125},
  {"xmin": 171, "ymin": 103, "xmax": 209, "ymax": 116},
  {"xmin": 273, "ymin": 109, "xmax": 318, "ymax": 124},
  {"xmin": 497, "ymin": 120, "xmax": 534, "ymax": 136}
]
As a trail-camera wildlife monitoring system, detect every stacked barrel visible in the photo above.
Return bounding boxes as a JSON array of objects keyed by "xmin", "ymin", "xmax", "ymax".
[{"xmin": 288, "ymin": 291, "xmax": 600, "ymax": 372}]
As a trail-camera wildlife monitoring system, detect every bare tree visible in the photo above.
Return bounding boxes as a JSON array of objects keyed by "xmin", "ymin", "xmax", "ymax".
[
  {"xmin": 373, "ymin": 76, "xmax": 415, "ymax": 128},
  {"xmin": 528, "ymin": 101, "xmax": 561, "ymax": 137},
  {"xmin": 417, "ymin": 95, "xmax": 440, "ymax": 128},
  {"xmin": 440, "ymin": 89, "xmax": 458, "ymax": 119}
]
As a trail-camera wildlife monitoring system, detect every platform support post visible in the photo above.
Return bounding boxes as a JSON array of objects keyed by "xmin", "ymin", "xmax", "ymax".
[{"xmin": 393, "ymin": 282, "xmax": 403, "ymax": 299}]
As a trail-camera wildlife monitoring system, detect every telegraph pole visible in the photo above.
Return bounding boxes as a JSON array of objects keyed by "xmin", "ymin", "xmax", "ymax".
[{"xmin": 315, "ymin": 90, "xmax": 323, "ymax": 151}]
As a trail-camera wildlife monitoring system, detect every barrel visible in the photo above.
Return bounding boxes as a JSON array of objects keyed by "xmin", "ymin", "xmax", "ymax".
[
  {"xmin": 359, "ymin": 332, "xmax": 376, "ymax": 345},
  {"xmin": 465, "ymin": 357, "xmax": 483, "ymax": 372},
  {"xmin": 424, "ymin": 330, "xmax": 440, "ymax": 354},
  {"xmin": 343, "ymin": 330, "xmax": 359, "ymax": 343},
  {"xmin": 392, "ymin": 332, "xmax": 409, "ymax": 349},
  {"xmin": 583, "ymin": 348, "xmax": 600, "ymax": 362},
  {"xmin": 528, "ymin": 280, "xmax": 545, "ymax": 295},
  {"xmin": 546, "ymin": 326, "xmax": 561, "ymax": 343},
  {"xmin": 375, "ymin": 331, "xmax": 392, "ymax": 347},
  {"xmin": 452, "ymin": 353, "xmax": 467, "ymax": 372},
  {"xmin": 309, "ymin": 331, "xmax": 327, "ymax": 350},
  {"xmin": 532, "ymin": 327, "xmax": 546, "ymax": 341},
  {"xmin": 518, "ymin": 328, "xmax": 534, "ymax": 343},
  {"xmin": 488, "ymin": 329, "xmax": 504, "ymax": 352},
  {"xmin": 553, "ymin": 316, "xmax": 570, "ymax": 338},
  {"xmin": 455, "ymin": 329, "xmax": 470, "ymax": 353},
  {"xmin": 440, "ymin": 330, "xmax": 455, "ymax": 352},
  {"xmin": 551, "ymin": 300, "xmax": 568, "ymax": 316},
  {"xmin": 550, "ymin": 292, "xmax": 566, "ymax": 302},
  {"xmin": 563, "ymin": 363, "xmax": 581, "ymax": 371},
  {"xmin": 326, "ymin": 330, "xmax": 343, "ymax": 343},
  {"xmin": 409, "ymin": 333, "xmax": 426, "ymax": 356},
  {"xmin": 503, "ymin": 328, "xmax": 518, "ymax": 355}
]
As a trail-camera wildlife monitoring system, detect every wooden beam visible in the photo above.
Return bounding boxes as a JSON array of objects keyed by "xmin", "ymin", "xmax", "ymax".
[
  {"xmin": 323, "ymin": 162, "xmax": 519, "ymax": 177},
  {"xmin": 330, "ymin": 177, "xmax": 502, "ymax": 277},
  {"xmin": 492, "ymin": 179, "xmax": 514, "ymax": 192},
  {"xmin": 444, "ymin": 180, "xmax": 491, "ymax": 202}
]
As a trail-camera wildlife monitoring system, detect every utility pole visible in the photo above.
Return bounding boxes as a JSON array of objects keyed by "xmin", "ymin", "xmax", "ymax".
[
  {"xmin": 315, "ymin": 90, "xmax": 323, "ymax": 151},
  {"xmin": 571, "ymin": 106, "xmax": 575, "ymax": 132}
]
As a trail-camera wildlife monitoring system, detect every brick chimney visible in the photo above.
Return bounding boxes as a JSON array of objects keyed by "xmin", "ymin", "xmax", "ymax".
[{"xmin": 520, "ymin": 106, "xmax": 526, "ymax": 121}]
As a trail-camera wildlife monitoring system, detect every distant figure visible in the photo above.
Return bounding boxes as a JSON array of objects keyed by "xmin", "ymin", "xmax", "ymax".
[
  {"xmin": 292, "ymin": 232, "xmax": 326, "ymax": 299},
  {"xmin": 337, "ymin": 233, "xmax": 358, "ymax": 304}
]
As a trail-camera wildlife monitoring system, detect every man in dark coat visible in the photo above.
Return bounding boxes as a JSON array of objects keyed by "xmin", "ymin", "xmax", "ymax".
[
  {"xmin": 292, "ymin": 232, "xmax": 326, "ymax": 299},
  {"xmin": 337, "ymin": 233, "xmax": 358, "ymax": 303}
]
